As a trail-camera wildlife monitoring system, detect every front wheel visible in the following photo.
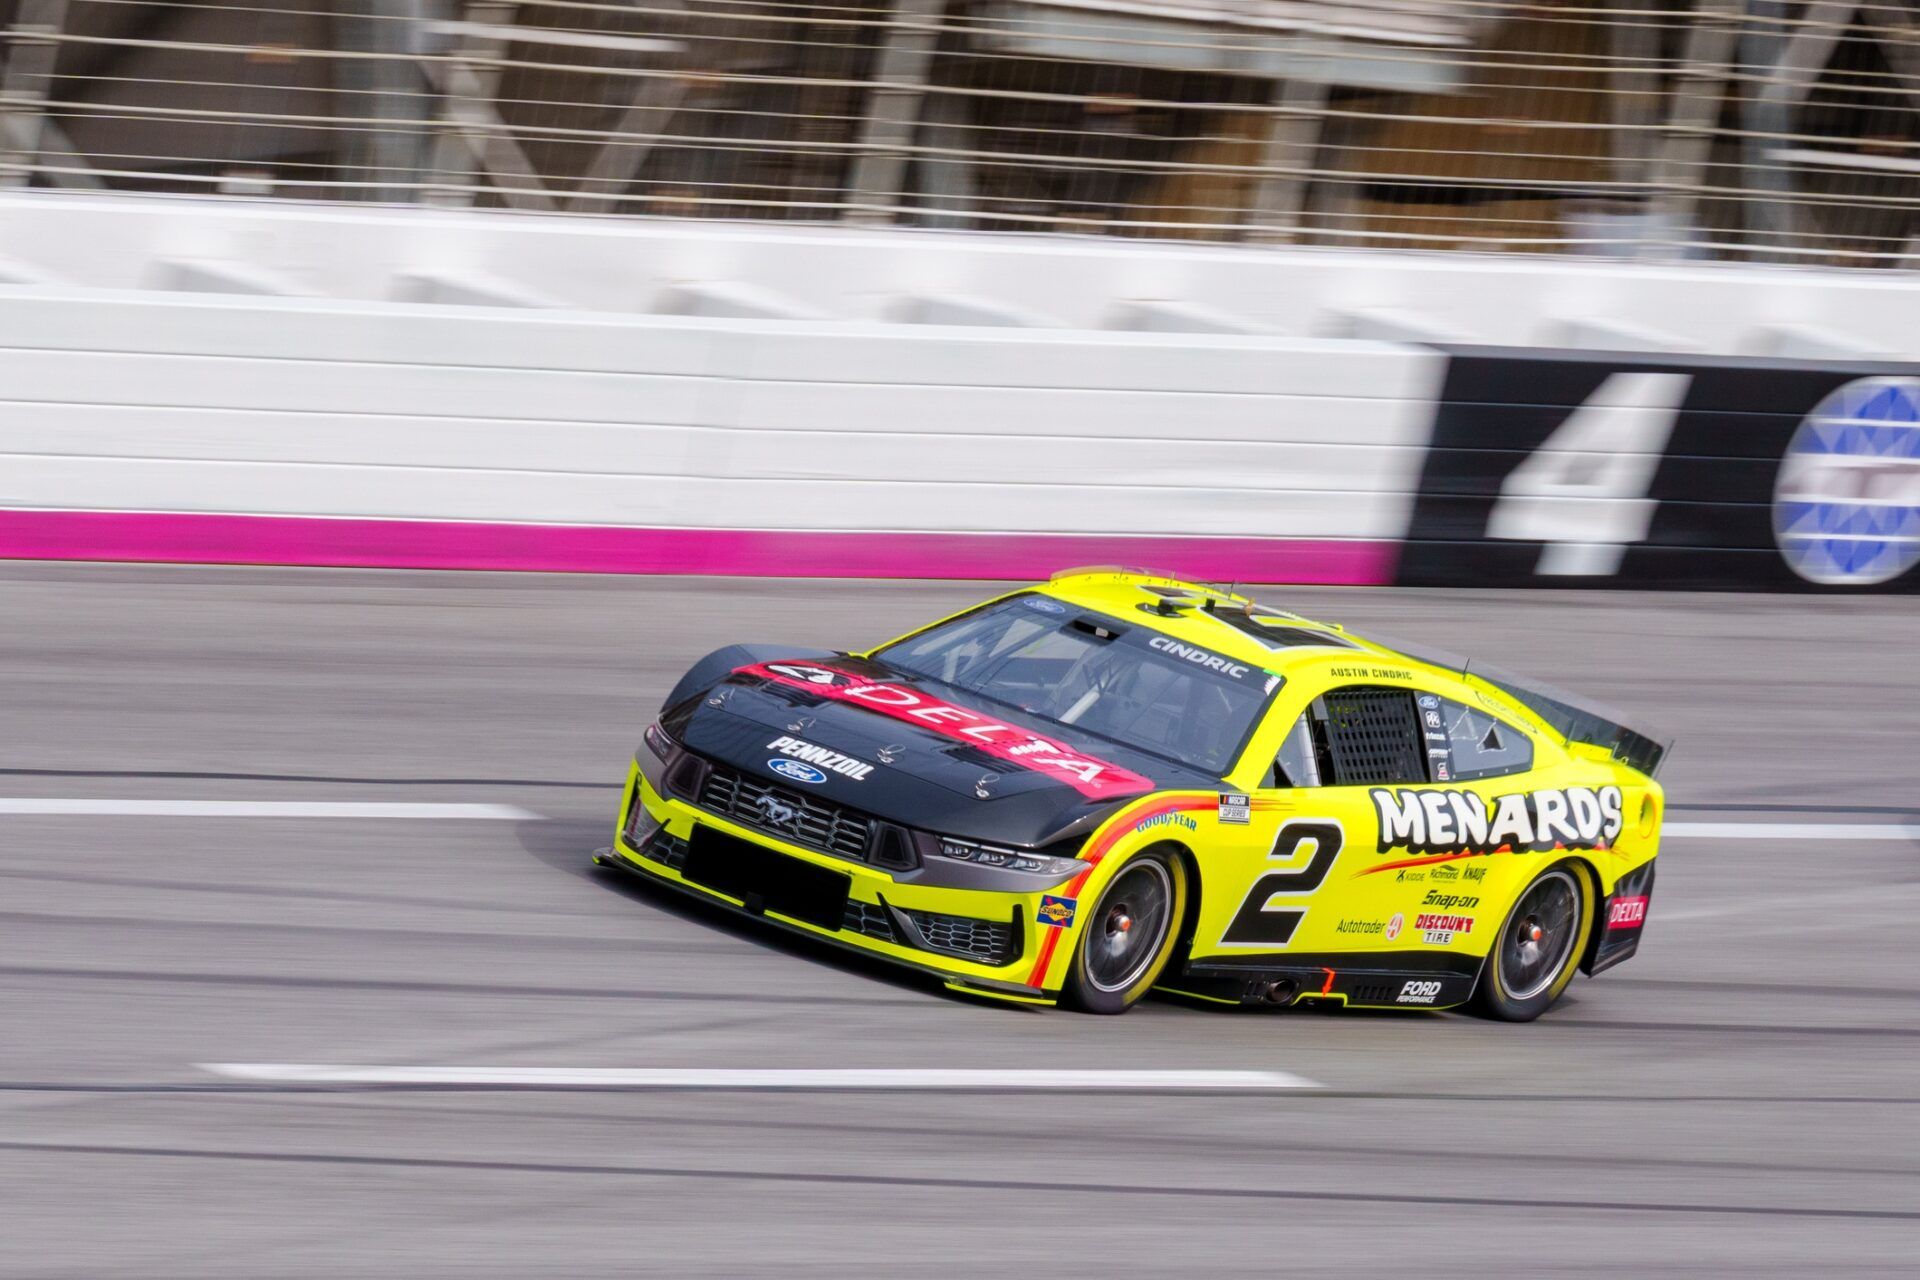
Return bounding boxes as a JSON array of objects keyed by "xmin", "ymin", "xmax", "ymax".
[
  {"xmin": 1060, "ymin": 851, "xmax": 1187, "ymax": 1015},
  {"xmin": 1474, "ymin": 861, "xmax": 1594, "ymax": 1022}
]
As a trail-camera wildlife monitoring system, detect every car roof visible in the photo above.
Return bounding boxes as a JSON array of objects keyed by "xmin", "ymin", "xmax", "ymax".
[
  {"xmin": 1025, "ymin": 569, "xmax": 1557, "ymax": 739},
  {"xmin": 1030, "ymin": 568, "xmax": 1401, "ymax": 673}
]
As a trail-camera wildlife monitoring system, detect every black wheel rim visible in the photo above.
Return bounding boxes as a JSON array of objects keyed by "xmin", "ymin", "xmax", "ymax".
[
  {"xmin": 1084, "ymin": 860, "xmax": 1173, "ymax": 994},
  {"xmin": 1499, "ymin": 869, "xmax": 1580, "ymax": 1002}
]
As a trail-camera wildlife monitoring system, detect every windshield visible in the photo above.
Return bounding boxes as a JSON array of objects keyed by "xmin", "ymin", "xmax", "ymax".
[{"xmin": 877, "ymin": 596, "xmax": 1279, "ymax": 776}]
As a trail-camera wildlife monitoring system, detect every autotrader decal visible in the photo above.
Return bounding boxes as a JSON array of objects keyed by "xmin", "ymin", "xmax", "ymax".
[
  {"xmin": 738, "ymin": 662, "xmax": 1155, "ymax": 800},
  {"xmin": 1367, "ymin": 785, "xmax": 1623, "ymax": 857}
]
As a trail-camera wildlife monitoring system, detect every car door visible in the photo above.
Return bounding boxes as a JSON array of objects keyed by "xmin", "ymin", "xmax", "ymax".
[{"xmin": 1191, "ymin": 683, "xmax": 1434, "ymax": 962}]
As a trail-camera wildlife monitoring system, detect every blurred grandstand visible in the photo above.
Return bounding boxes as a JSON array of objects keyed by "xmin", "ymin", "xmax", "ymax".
[{"xmin": 0, "ymin": 1, "xmax": 1916, "ymax": 263}]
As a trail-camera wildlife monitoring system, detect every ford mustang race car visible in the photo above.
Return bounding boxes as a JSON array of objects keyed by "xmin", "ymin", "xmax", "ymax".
[{"xmin": 596, "ymin": 568, "xmax": 1666, "ymax": 1019}]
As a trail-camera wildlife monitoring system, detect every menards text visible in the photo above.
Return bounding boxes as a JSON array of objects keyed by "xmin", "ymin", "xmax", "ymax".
[{"xmin": 1372, "ymin": 785, "xmax": 1624, "ymax": 855}]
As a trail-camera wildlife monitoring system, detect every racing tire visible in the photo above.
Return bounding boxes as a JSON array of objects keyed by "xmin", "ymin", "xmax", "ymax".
[
  {"xmin": 1474, "ymin": 860, "xmax": 1595, "ymax": 1023},
  {"xmin": 1060, "ymin": 850, "xmax": 1188, "ymax": 1015}
]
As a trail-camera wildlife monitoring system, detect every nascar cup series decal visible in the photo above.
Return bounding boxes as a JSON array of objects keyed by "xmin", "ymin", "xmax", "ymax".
[
  {"xmin": 1774, "ymin": 377, "xmax": 1920, "ymax": 586},
  {"xmin": 1368, "ymin": 785, "xmax": 1624, "ymax": 859}
]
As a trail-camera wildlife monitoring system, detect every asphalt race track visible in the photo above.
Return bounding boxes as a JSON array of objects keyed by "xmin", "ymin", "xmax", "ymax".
[{"xmin": 2, "ymin": 563, "xmax": 1916, "ymax": 1277}]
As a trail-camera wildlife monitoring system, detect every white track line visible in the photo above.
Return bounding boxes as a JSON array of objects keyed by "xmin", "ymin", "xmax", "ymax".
[
  {"xmin": 0, "ymin": 800, "xmax": 539, "ymax": 820},
  {"xmin": 1664, "ymin": 822, "xmax": 1919, "ymax": 841},
  {"xmin": 200, "ymin": 1064, "xmax": 1321, "ymax": 1091}
]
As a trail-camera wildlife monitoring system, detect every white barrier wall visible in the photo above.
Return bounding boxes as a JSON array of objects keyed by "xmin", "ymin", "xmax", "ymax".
[
  {"xmin": 0, "ymin": 287, "xmax": 1441, "ymax": 582},
  {"xmin": 1, "ymin": 192, "xmax": 1917, "ymax": 357},
  {"xmin": 0, "ymin": 193, "xmax": 1914, "ymax": 591}
]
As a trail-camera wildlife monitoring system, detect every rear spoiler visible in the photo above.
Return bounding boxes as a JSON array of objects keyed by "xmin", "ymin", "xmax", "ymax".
[
  {"xmin": 1478, "ymin": 676, "xmax": 1669, "ymax": 779},
  {"xmin": 1363, "ymin": 633, "xmax": 1671, "ymax": 779}
]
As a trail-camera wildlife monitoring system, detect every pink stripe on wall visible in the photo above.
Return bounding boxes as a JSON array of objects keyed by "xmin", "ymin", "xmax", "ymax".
[{"xmin": 0, "ymin": 510, "xmax": 1397, "ymax": 584}]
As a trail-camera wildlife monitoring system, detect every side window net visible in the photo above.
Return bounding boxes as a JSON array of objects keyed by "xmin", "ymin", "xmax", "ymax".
[{"xmin": 1313, "ymin": 686, "xmax": 1428, "ymax": 787}]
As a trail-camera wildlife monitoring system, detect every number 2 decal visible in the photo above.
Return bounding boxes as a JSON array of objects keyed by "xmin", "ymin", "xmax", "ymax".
[{"xmin": 1219, "ymin": 820, "xmax": 1343, "ymax": 947}]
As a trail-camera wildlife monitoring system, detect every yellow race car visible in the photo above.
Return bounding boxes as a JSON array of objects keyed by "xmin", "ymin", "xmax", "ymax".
[{"xmin": 597, "ymin": 568, "xmax": 1665, "ymax": 1020}]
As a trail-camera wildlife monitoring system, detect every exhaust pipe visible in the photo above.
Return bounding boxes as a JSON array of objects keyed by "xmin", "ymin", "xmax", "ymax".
[{"xmin": 1259, "ymin": 978, "xmax": 1298, "ymax": 1007}]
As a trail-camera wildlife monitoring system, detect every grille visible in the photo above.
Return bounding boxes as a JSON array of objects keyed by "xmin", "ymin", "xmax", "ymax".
[
  {"xmin": 697, "ymin": 761, "xmax": 872, "ymax": 862},
  {"xmin": 640, "ymin": 830, "xmax": 689, "ymax": 872},
  {"xmin": 1319, "ymin": 687, "xmax": 1429, "ymax": 787},
  {"xmin": 903, "ymin": 909, "xmax": 1020, "ymax": 967},
  {"xmin": 842, "ymin": 900, "xmax": 897, "ymax": 944}
]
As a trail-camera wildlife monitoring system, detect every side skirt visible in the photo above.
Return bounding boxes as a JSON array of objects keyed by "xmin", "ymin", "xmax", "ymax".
[{"xmin": 1179, "ymin": 950, "xmax": 1483, "ymax": 1010}]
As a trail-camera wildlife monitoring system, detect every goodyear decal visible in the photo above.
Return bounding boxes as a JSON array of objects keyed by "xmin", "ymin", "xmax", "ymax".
[{"xmin": 1135, "ymin": 811, "xmax": 1198, "ymax": 835}]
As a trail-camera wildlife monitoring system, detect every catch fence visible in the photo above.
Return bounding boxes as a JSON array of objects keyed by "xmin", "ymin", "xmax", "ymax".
[{"xmin": 2, "ymin": 1, "xmax": 1918, "ymax": 263}]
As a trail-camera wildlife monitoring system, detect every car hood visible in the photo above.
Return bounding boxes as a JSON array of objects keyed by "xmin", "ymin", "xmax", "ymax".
[{"xmin": 662, "ymin": 653, "xmax": 1219, "ymax": 846}]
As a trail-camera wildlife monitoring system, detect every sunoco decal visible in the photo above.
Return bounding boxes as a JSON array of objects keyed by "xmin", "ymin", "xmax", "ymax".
[
  {"xmin": 739, "ymin": 662, "xmax": 1153, "ymax": 800},
  {"xmin": 1370, "ymin": 785, "xmax": 1623, "ymax": 856}
]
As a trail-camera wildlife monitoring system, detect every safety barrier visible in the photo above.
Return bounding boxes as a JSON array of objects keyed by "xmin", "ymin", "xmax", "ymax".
[
  {"xmin": 0, "ymin": 191, "xmax": 1914, "ymax": 591},
  {"xmin": 0, "ymin": 282, "xmax": 1913, "ymax": 592},
  {"xmin": 5, "ymin": 1, "xmax": 1920, "ymax": 265}
]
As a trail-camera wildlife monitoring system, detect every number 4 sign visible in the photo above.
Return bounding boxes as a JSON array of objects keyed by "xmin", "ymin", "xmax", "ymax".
[{"xmin": 1484, "ymin": 372, "xmax": 1691, "ymax": 576}]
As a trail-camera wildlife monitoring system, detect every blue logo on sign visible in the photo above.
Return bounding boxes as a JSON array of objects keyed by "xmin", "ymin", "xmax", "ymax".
[
  {"xmin": 1774, "ymin": 378, "xmax": 1920, "ymax": 586},
  {"xmin": 1022, "ymin": 596, "xmax": 1067, "ymax": 615},
  {"xmin": 768, "ymin": 759, "xmax": 828, "ymax": 785}
]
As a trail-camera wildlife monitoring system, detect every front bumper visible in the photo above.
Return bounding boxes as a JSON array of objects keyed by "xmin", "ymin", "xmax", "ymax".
[{"xmin": 605, "ymin": 767, "xmax": 1069, "ymax": 1002}]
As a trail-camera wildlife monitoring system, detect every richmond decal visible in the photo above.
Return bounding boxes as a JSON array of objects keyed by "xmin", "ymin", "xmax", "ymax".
[{"xmin": 1371, "ymin": 785, "xmax": 1624, "ymax": 856}]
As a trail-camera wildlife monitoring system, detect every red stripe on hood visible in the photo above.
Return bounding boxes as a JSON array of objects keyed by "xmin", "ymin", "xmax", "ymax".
[{"xmin": 737, "ymin": 661, "xmax": 1154, "ymax": 800}]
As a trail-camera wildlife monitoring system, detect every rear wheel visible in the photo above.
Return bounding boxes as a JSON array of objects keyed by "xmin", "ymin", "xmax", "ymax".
[
  {"xmin": 1475, "ymin": 861, "xmax": 1594, "ymax": 1022},
  {"xmin": 1061, "ymin": 851, "xmax": 1187, "ymax": 1014}
]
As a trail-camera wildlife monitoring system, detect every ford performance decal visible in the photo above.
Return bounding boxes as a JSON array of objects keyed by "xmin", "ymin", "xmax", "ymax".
[{"xmin": 736, "ymin": 662, "xmax": 1153, "ymax": 799}]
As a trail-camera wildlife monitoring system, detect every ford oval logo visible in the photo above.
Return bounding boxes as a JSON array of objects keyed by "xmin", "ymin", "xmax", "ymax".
[{"xmin": 768, "ymin": 759, "xmax": 828, "ymax": 785}]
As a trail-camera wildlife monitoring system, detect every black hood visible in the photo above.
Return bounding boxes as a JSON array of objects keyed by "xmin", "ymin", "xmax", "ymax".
[{"xmin": 662, "ymin": 654, "xmax": 1216, "ymax": 847}]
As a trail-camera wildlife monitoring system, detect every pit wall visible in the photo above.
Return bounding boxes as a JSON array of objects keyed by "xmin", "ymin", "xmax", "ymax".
[{"xmin": 0, "ymin": 195, "xmax": 1914, "ymax": 592}]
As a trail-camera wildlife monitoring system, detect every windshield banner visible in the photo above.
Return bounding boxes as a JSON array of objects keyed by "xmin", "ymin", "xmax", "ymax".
[{"xmin": 736, "ymin": 661, "xmax": 1154, "ymax": 799}]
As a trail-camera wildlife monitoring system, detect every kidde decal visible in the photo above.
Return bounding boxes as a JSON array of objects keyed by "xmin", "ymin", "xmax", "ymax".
[
  {"xmin": 1608, "ymin": 895, "xmax": 1649, "ymax": 929},
  {"xmin": 739, "ymin": 662, "xmax": 1153, "ymax": 800},
  {"xmin": 1371, "ymin": 785, "xmax": 1624, "ymax": 856}
]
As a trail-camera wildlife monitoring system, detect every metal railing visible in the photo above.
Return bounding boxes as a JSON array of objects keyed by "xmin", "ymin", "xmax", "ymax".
[{"xmin": 2, "ymin": 1, "xmax": 1917, "ymax": 264}]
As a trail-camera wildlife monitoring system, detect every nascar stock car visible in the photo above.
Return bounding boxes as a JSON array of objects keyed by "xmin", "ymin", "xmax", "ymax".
[{"xmin": 595, "ymin": 568, "xmax": 1666, "ymax": 1019}]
